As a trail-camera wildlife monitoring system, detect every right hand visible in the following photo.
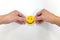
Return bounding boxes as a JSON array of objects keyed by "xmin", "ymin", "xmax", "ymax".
[{"xmin": 35, "ymin": 9, "xmax": 58, "ymax": 24}]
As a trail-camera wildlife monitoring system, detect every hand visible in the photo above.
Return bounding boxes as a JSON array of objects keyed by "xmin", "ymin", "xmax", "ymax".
[
  {"xmin": 35, "ymin": 9, "xmax": 58, "ymax": 24},
  {"xmin": 0, "ymin": 10, "xmax": 26, "ymax": 24}
]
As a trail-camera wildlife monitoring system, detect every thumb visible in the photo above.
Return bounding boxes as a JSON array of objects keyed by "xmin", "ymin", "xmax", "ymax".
[
  {"xmin": 35, "ymin": 16, "xmax": 42, "ymax": 21},
  {"xmin": 17, "ymin": 17, "xmax": 25, "ymax": 21},
  {"xmin": 17, "ymin": 17, "xmax": 26, "ymax": 24}
]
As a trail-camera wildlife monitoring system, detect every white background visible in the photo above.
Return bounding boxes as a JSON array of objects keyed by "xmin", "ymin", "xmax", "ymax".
[{"xmin": 0, "ymin": 0, "xmax": 60, "ymax": 40}]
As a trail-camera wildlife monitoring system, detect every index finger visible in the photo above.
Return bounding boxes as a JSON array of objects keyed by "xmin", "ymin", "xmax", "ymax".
[
  {"xmin": 16, "ymin": 11, "xmax": 25, "ymax": 18},
  {"xmin": 35, "ymin": 11, "xmax": 42, "ymax": 17}
]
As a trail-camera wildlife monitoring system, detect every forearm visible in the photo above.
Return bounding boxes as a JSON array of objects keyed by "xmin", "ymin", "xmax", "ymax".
[
  {"xmin": 54, "ymin": 16, "xmax": 60, "ymax": 26},
  {"xmin": 0, "ymin": 15, "xmax": 6, "ymax": 24}
]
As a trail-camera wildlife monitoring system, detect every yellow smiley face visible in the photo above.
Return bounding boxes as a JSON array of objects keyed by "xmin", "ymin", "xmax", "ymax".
[{"xmin": 26, "ymin": 16, "xmax": 34, "ymax": 24}]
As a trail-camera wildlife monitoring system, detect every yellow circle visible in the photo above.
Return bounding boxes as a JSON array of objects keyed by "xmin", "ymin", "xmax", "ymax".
[{"xmin": 26, "ymin": 16, "xmax": 34, "ymax": 24}]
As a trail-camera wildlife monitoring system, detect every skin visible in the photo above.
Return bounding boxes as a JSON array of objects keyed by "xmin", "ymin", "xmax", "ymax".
[
  {"xmin": 35, "ymin": 9, "xmax": 60, "ymax": 26},
  {"xmin": 0, "ymin": 9, "xmax": 60, "ymax": 26},
  {"xmin": 0, "ymin": 10, "xmax": 26, "ymax": 24}
]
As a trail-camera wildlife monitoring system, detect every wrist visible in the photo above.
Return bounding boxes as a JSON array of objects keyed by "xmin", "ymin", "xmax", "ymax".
[{"xmin": 53, "ymin": 16, "xmax": 60, "ymax": 26}]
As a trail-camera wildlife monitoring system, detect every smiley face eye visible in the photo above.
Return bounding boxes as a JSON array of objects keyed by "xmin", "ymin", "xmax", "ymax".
[
  {"xmin": 28, "ymin": 17, "xmax": 32, "ymax": 20},
  {"xmin": 31, "ymin": 18, "xmax": 32, "ymax": 20},
  {"xmin": 28, "ymin": 18, "xmax": 29, "ymax": 20}
]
